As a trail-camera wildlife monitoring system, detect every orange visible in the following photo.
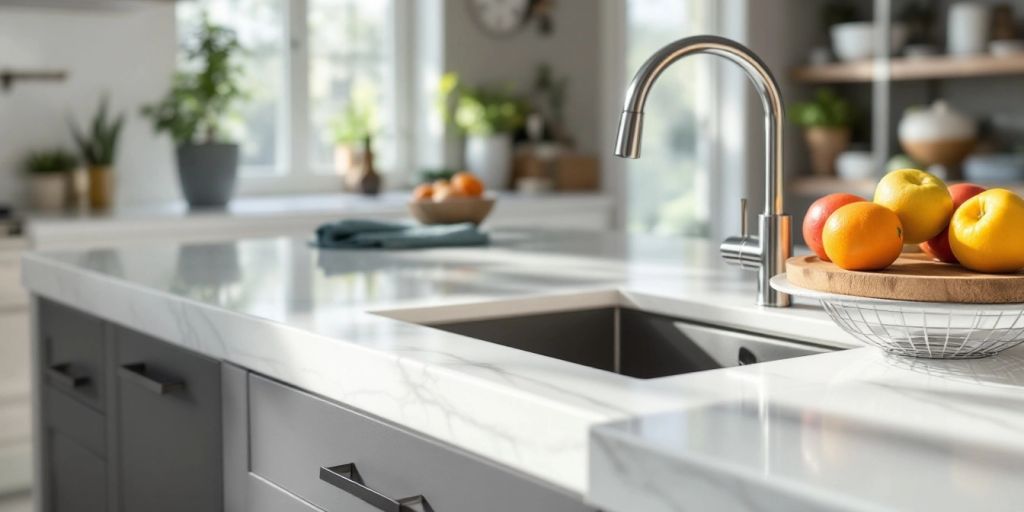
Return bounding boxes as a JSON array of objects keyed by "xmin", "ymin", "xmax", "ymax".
[
  {"xmin": 412, "ymin": 183, "xmax": 433, "ymax": 201},
  {"xmin": 822, "ymin": 202, "xmax": 904, "ymax": 271},
  {"xmin": 451, "ymin": 171, "xmax": 485, "ymax": 197}
]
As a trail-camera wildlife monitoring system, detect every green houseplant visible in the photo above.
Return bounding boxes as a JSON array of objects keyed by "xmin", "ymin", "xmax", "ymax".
[
  {"xmin": 142, "ymin": 14, "xmax": 246, "ymax": 208},
  {"xmin": 70, "ymin": 96, "xmax": 124, "ymax": 210},
  {"xmin": 23, "ymin": 149, "xmax": 78, "ymax": 211},
  {"xmin": 439, "ymin": 72, "xmax": 527, "ymax": 190},
  {"xmin": 790, "ymin": 88, "xmax": 854, "ymax": 176}
]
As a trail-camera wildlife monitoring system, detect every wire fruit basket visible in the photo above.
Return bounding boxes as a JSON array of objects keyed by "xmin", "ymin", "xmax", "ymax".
[{"xmin": 771, "ymin": 274, "xmax": 1024, "ymax": 359}]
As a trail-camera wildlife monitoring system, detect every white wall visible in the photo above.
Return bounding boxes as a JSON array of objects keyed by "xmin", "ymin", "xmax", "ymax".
[
  {"xmin": 442, "ymin": 1, "xmax": 603, "ymax": 162},
  {"xmin": 0, "ymin": 3, "xmax": 178, "ymax": 209}
]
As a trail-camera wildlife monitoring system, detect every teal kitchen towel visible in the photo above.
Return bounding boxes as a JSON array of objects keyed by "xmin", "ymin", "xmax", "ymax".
[{"xmin": 314, "ymin": 219, "xmax": 489, "ymax": 249}]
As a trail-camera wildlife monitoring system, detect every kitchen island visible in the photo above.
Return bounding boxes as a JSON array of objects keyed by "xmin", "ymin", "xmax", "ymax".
[{"xmin": 21, "ymin": 230, "xmax": 1024, "ymax": 511}]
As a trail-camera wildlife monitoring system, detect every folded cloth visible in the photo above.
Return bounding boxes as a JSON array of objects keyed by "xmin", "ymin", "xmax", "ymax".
[{"xmin": 313, "ymin": 219, "xmax": 489, "ymax": 249}]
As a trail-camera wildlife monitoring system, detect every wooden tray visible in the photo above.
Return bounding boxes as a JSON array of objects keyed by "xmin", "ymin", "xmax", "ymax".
[{"xmin": 786, "ymin": 253, "xmax": 1024, "ymax": 304}]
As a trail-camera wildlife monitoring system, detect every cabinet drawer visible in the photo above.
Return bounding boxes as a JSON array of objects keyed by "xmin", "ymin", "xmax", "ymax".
[
  {"xmin": 44, "ymin": 385, "xmax": 105, "ymax": 457},
  {"xmin": 49, "ymin": 430, "xmax": 107, "ymax": 512},
  {"xmin": 249, "ymin": 375, "xmax": 592, "ymax": 512},
  {"xmin": 114, "ymin": 326, "xmax": 222, "ymax": 512},
  {"xmin": 40, "ymin": 299, "xmax": 107, "ymax": 411}
]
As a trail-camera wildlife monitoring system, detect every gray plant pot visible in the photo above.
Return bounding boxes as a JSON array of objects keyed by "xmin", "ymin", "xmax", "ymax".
[{"xmin": 176, "ymin": 143, "xmax": 239, "ymax": 208}]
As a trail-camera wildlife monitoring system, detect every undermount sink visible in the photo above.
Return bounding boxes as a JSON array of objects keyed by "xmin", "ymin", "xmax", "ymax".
[{"xmin": 429, "ymin": 308, "xmax": 838, "ymax": 379}]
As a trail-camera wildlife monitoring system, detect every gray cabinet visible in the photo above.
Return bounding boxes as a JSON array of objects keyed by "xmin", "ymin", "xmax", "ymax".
[
  {"xmin": 38, "ymin": 299, "xmax": 593, "ymax": 512},
  {"xmin": 246, "ymin": 374, "xmax": 594, "ymax": 512},
  {"xmin": 36, "ymin": 298, "xmax": 223, "ymax": 512},
  {"xmin": 48, "ymin": 431, "xmax": 107, "ymax": 512},
  {"xmin": 114, "ymin": 327, "xmax": 222, "ymax": 512}
]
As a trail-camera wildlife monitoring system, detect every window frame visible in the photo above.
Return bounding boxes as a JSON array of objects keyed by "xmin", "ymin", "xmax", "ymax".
[{"xmin": 221, "ymin": 0, "xmax": 423, "ymax": 196}]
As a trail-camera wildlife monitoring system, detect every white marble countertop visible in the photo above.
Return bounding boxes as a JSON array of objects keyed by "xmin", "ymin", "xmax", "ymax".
[
  {"xmin": 24, "ymin": 191, "xmax": 612, "ymax": 249},
  {"xmin": 21, "ymin": 230, "xmax": 1024, "ymax": 510}
]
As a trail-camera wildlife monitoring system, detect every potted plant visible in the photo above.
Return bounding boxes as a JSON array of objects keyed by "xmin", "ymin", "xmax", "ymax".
[
  {"xmin": 142, "ymin": 15, "xmax": 246, "ymax": 209},
  {"xmin": 439, "ymin": 72, "xmax": 527, "ymax": 190},
  {"xmin": 330, "ymin": 82, "xmax": 379, "ymax": 192},
  {"xmin": 790, "ymin": 88, "xmax": 854, "ymax": 176},
  {"xmin": 70, "ymin": 96, "xmax": 124, "ymax": 210},
  {"xmin": 23, "ymin": 149, "xmax": 78, "ymax": 211}
]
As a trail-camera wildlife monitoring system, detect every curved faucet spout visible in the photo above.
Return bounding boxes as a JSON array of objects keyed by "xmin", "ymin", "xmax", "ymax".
[
  {"xmin": 614, "ymin": 35, "xmax": 785, "ymax": 217},
  {"xmin": 614, "ymin": 35, "xmax": 791, "ymax": 307}
]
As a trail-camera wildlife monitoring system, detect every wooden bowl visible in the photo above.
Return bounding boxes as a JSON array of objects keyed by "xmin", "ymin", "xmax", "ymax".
[
  {"xmin": 900, "ymin": 138, "xmax": 976, "ymax": 169},
  {"xmin": 408, "ymin": 197, "xmax": 495, "ymax": 225}
]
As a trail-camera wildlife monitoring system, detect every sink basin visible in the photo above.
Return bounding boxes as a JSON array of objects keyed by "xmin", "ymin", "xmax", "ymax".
[{"xmin": 429, "ymin": 308, "xmax": 837, "ymax": 379}]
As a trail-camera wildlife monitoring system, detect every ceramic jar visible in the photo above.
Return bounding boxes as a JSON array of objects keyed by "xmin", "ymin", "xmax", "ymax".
[
  {"xmin": 898, "ymin": 101, "xmax": 977, "ymax": 173},
  {"xmin": 948, "ymin": 2, "xmax": 991, "ymax": 56}
]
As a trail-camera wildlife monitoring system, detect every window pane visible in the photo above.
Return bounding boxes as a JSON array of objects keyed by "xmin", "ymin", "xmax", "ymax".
[
  {"xmin": 308, "ymin": 0, "xmax": 396, "ymax": 174},
  {"xmin": 176, "ymin": 0, "xmax": 286, "ymax": 176},
  {"xmin": 625, "ymin": 0, "xmax": 711, "ymax": 237}
]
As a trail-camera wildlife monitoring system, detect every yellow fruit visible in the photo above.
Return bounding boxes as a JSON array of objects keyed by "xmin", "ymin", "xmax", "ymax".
[
  {"xmin": 873, "ymin": 168, "xmax": 953, "ymax": 244},
  {"xmin": 949, "ymin": 188, "xmax": 1024, "ymax": 273},
  {"xmin": 822, "ymin": 202, "xmax": 904, "ymax": 271}
]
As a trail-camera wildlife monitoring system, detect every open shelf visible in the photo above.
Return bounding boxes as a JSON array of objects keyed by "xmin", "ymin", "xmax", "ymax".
[{"xmin": 792, "ymin": 54, "xmax": 1024, "ymax": 84}]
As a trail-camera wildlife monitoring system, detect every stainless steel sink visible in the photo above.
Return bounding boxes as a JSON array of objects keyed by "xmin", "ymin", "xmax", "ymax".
[{"xmin": 430, "ymin": 308, "xmax": 838, "ymax": 379}]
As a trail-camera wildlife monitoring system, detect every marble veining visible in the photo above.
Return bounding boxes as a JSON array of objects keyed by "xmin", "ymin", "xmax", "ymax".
[{"xmin": 24, "ymin": 230, "xmax": 1024, "ymax": 510}]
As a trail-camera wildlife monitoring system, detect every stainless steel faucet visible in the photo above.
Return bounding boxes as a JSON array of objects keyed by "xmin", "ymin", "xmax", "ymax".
[{"xmin": 614, "ymin": 35, "xmax": 792, "ymax": 307}]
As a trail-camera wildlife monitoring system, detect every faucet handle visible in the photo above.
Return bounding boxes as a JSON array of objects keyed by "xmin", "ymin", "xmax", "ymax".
[{"xmin": 739, "ymin": 198, "xmax": 748, "ymax": 237}]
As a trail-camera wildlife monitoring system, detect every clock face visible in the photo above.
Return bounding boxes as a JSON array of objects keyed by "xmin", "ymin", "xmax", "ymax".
[{"xmin": 468, "ymin": 0, "xmax": 532, "ymax": 36}]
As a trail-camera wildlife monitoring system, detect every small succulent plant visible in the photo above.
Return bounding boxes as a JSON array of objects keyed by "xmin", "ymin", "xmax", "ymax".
[
  {"xmin": 70, "ymin": 95, "xmax": 125, "ymax": 167},
  {"xmin": 23, "ymin": 149, "xmax": 79, "ymax": 175}
]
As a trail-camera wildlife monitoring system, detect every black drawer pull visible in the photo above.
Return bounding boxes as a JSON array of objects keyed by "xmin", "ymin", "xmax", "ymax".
[
  {"xmin": 118, "ymin": 363, "xmax": 185, "ymax": 395},
  {"xmin": 319, "ymin": 464, "xmax": 429, "ymax": 512},
  {"xmin": 47, "ymin": 363, "xmax": 89, "ymax": 389}
]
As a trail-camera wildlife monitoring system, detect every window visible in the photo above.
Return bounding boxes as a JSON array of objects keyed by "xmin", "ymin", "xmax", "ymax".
[
  {"xmin": 623, "ymin": 0, "xmax": 714, "ymax": 237},
  {"xmin": 177, "ymin": 0, "xmax": 425, "ymax": 192}
]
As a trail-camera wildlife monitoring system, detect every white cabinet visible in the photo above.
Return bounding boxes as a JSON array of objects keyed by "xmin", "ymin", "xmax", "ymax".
[{"xmin": 0, "ymin": 238, "xmax": 30, "ymax": 495}]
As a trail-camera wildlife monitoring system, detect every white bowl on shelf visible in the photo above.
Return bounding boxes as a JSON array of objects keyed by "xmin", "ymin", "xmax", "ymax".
[
  {"xmin": 830, "ymin": 22, "xmax": 909, "ymax": 61},
  {"xmin": 835, "ymin": 150, "xmax": 875, "ymax": 181}
]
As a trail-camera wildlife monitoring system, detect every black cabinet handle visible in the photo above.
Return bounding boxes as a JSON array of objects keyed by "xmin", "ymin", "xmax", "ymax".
[
  {"xmin": 319, "ymin": 464, "xmax": 428, "ymax": 512},
  {"xmin": 118, "ymin": 363, "xmax": 185, "ymax": 395},
  {"xmin": 47, "ymin": 363, "xmax": 89, "ymax": 389}
]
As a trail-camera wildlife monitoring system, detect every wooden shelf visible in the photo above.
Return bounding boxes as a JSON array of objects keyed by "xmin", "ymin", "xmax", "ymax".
[
  {"xmin": 792, "ymin": 177, "xmax": 875, "ymax": 197},
  {"xmin": 792, "ymin": 54, "xmax": 1024, "ymax": 84}
]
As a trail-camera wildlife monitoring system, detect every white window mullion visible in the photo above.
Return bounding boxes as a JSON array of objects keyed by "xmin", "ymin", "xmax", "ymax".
[
  {"xmin": 392, "ymin": 0, "xmax": 415, "ymax": 187},
  {"xmin": 287, "ymin": 0, "xmax": 311, "ymax": 177}
]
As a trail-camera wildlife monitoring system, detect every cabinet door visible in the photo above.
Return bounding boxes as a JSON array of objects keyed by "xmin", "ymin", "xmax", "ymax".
[
  {"xmin": 40, "ymin": 299, "xmax": 107, "ymax": 411},
  {"xmin": 114, "ymin": 326, "xmax": 222, "ymax": 512},
  {"xmin": 49, "ymin": 431, "xmax": 107, "ymax": 512}
]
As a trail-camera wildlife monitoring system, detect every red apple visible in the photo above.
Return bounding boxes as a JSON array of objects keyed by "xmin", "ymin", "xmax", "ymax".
[
  {"xmin": 920, "ymin": 183, "xmax": 987, "ymax": 263},
  {"xmin": 803, "ymin": 193, "xmax": 866, "ymax": 261}
]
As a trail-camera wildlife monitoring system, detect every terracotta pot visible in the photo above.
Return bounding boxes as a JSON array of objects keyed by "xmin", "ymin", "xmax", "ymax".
[
  {"xmin": 334, "ymin": 144, "xmax": 367, "ymax": 191},
  {"xmin": 30, "ymin": 174, "xmax": 67, "ymax": 211},
  {"xmin": 88, "ymin": 165, "xmax": 114, "ymax": 211},
  {"xmin": 804, "ymin": 127, "xmax": 851, "ymax": 176}
]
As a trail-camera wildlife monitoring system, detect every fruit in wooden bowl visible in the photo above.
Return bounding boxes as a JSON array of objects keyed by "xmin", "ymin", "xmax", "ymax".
[{"xmin": 408, "ymin": 171, "xmax": 494, "ymax": 225}]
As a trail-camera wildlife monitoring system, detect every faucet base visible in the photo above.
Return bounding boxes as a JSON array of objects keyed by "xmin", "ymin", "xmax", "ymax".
[{"xmin": 757, "ymin": 214, "xmax": 792, "ymax": 307}]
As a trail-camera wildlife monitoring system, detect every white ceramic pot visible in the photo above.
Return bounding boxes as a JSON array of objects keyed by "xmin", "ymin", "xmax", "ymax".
[
  {"xmin": 30, "ymin": 174, "xmax": 67, "ymax": 211},
  {"xmin": 898, "ymin": 101, "xmax": 977, "ymax": 169},
  {"xmin": 948, "ymin": 2, "xmax": 991, "ymax": 56},
  {"xmin": 898, "ymin": 101, "xmax": 976, "ymax": 142},
  {"xmin": 830, "ymin": 22, "xmax": 908, "ymax": 61},
  {"xmin": 465, "ymin": 134, "xmax": 513, "ymax": 190}
]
